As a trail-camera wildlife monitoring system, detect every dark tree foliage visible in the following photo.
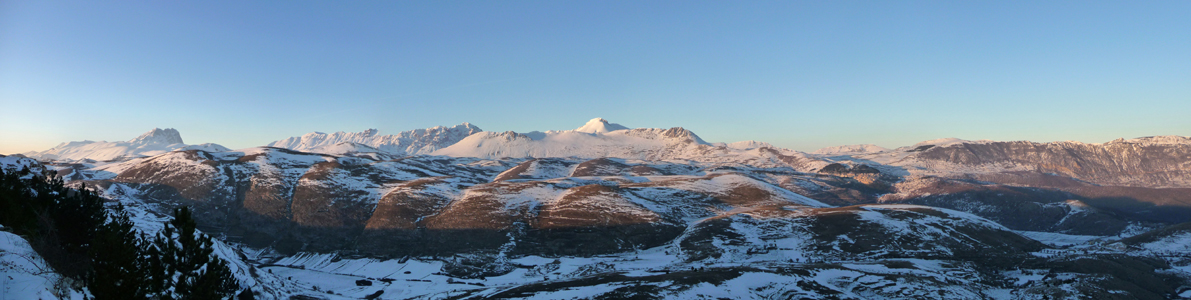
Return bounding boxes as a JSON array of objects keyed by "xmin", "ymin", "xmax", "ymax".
[
  {"xmin": 0, "ymin": 166, "xmax": 40, "ymax": 232},
  {"xmin": 89, "ymin": 204, "xmax": 150, "ymax": 300},
  {"xmin": 0, "ymin": 168, "xmax": 240, "ymax": 299},
  {"xmin": 51, "ymin": 181, "xmax": 105, "ymax": 256},
  {"xmin": 146, "ymin": 207, "xmax": 239, "ymax": 300},
  {"xmin": 0, "ymin": 167, "xmax": 105, "ymax": 278}
]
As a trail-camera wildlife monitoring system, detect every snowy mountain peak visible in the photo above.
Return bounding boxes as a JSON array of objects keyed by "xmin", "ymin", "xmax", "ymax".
[
  {"xmin": 267, "ymin": 123, "xmax": 483, "ymax": 156},
  {"xmin": 23, "ymin": 128, "xmax": 224, "ymax": 162},
  {"xmin": 911, "ymin": 137, "xmax": 995, "ymax": 148},
  {"xmin": 129, "ymin": 128, "xmax": 183, "ymax": 145},
  {"xmin": 447, "ymin": 122, "xmax": 482, "ymax": 132},
  {"xmin": 1119, "ymin": 135, "xmax": 1191, "ymax": 146},
  {"xmin": 574, "ymin": 118, "xmax": 629, "ymax": 134},
  {"xmin": 724, "ymin": 140, "xmax": 775, "ymax": 150},
  {"xmin": 813, "ymin": 144, "xmax": 889, "ymax": 155}
]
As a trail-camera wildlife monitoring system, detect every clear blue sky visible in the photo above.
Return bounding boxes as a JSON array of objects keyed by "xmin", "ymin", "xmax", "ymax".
[{"xmin": 2, "ymin": 1, "xmax": 1189, "ymax": 154}]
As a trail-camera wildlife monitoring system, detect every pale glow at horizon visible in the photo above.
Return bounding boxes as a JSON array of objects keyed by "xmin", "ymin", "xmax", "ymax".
[{"xmin": 2, "ymin": 1, "xmax": 1189, "ymax": 155}]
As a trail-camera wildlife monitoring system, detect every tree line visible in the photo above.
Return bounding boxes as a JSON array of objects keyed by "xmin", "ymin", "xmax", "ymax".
[{"xmin": 0, "ymin": 166, "xmax": 240, "ymax": 299}]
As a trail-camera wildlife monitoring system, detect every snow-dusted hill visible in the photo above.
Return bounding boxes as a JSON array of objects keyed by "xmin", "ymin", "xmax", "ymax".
[
  {"xmin": 21, "ymin": 128, "xmax": 229, "ymax": 162},
  {"xmin": 266, "ymin": 123, "xmax": 482, "ymax": 156},
  {"xmin": 0, "ymin": 154, "xmax": 44, "ymax": 174}
]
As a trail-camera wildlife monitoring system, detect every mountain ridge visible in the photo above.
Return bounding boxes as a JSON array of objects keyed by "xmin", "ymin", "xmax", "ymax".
[
  {"xmin": 21, "ymin": 128, "xmax": 228, "ymax": 162},
  {"xmin": 266, "ymin": 123, "xmax": 482, "ymax": 156}
]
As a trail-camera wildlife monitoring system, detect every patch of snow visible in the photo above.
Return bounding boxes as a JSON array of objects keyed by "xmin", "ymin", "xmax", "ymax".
[
  {"xmin": 1139, "ymin": 231, "xmax": 1191, "ymax": 253},
  {"xmin": 0, "ymin": 155, "xmax": 43, "ymax": 174},
  {"xmin": 1014, "ymin": 231, "xmax": 1107, "ymax": 247},
  {"xmin": 0, "ymin": 231, "xmax": 83, "ymax": 300}
]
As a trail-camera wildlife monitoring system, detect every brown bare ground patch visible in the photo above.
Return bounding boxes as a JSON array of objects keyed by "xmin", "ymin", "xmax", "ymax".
[
  {"xmin": 365, "ymin": 177, "xmax": 454, "ymax": 230},
  {"xmin": 629, "ymin": 165, "xmax": 664, "ymax": 176},
  {"xmin": 290, "ymin": 161, "xmax": 374, "ymax": 228},
  {"xmin": 242, "ymin": 173, "xmax": 294, "ymax": 220},
  {"xmin": 421, "ymin": 181, "xmax": 553, "ymax": 230},
  {"xmin": 713, "ymin": 183, "xmax": 779, "ymax": 207},
  {"xmin": 492, "ymin": 159, "xmax": 536, "ymax": 182},
  {"xmin": 569, "ymin": 158, "xmax": 627, "ymax": 177},
  {"xmin": 537, "ymin": 184, "xmax": 659, "ymax": 228}
]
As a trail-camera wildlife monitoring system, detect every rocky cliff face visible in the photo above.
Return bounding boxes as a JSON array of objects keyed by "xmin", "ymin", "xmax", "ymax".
[{"xmin": 129, "ymin": 128, "xmax": 184, "ymax": 145}]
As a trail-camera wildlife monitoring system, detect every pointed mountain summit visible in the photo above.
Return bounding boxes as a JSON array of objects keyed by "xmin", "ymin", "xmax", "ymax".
[
  {"xmin": 22, "ymin": 128, "xmax": 226, "ymax": 162},
  {"xmin": 129, "ymin": 128, "xmax": 184, "ymax": 145},
  {"xmin": 574, "ymin": 118, "xmax": 629, "ymax": 134}
]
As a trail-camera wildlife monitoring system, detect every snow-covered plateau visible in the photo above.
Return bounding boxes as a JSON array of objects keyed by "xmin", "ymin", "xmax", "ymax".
[{"xmin": 4, "ymin": 118, "xmax": 1191, "ymax": 299}]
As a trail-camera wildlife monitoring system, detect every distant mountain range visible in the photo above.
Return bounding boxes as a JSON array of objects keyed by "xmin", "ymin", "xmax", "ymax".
[
  {"xmin": 21, "ymin": 128, "xmax": 229, "ymax": 161},
  {"xmin": 266, "ymin": 123, "xmax": 482, "ymax": 156},
  {"xmin": 19, "ymin": 118, "xmax": 1191, "ymax": 189}
]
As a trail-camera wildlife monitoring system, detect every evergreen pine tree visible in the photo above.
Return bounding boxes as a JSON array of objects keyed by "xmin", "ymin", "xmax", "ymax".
[
  {"xmin": 3, "ymin": 169, "xmax": 239, "ymax": 299},
  {"xmin": 0, "ymin": 168, "xmax": 38, "ymax": 232},
  {"xmin": 88, "ymin": 204, "xmax": 150, "ymax": 300},
  {"xmin": 52, "ymin": 183, "xmax": 105, "ymax": 256},
  {"xmin": 144, "ymin": 231, "xmax": 170, "ymax": 298},
  {"xmin": 147, "ymin": 207, "xmax": 239, "ymax": 300}
]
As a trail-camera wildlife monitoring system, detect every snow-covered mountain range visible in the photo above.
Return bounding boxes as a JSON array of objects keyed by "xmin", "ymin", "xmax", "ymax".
[
  {"xmin": 266, "ymin": 123, "xmax": 482, "ymax": 156},
  {"xmin": 435, "ymin": 119, "xmax": 708, "ymax": 158},
  {"xmin": 6, "ymin": 119, "xmax": 1191, "ymax": 299},
  {"xmin": 20, "ymin": 128, "xmax": 229, "ymax": 162},
  {"xmin": 20, "ymin": 119, "xmax": 1191, "ymax": 190}
]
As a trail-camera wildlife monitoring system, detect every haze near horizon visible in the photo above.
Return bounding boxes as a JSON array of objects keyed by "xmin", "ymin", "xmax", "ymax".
[{"xmin": 2, "ymin": 1, "xmax": 1189, "ymax": 154}]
